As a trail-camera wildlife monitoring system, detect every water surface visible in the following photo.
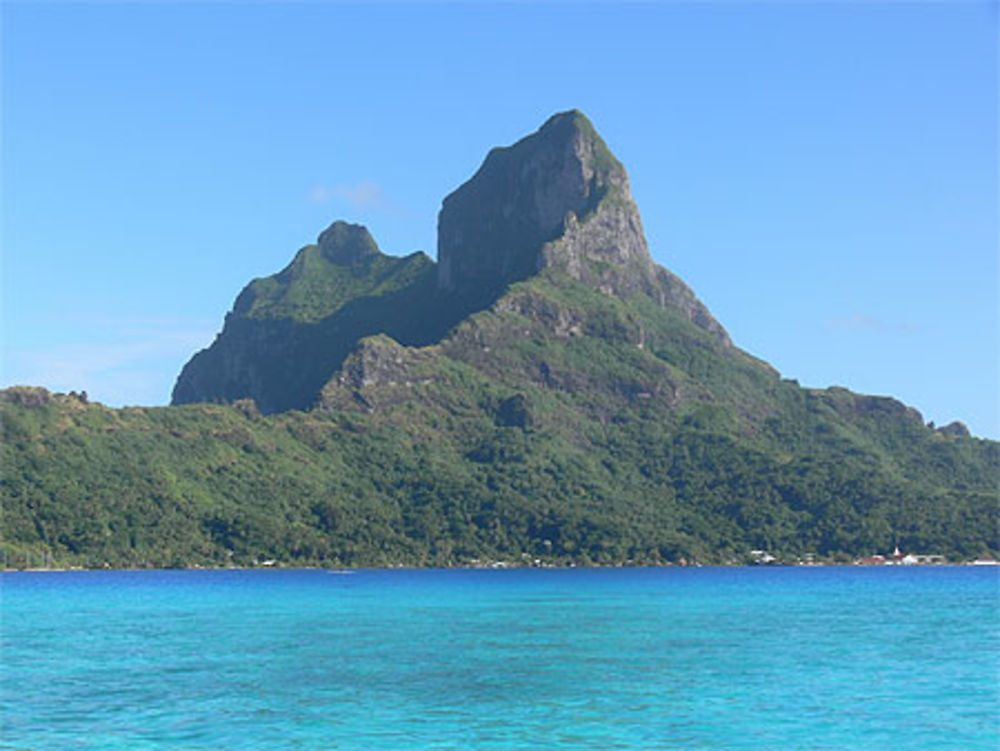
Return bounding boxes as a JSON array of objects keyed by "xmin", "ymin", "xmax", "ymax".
[{"xmin": 2, "ymin": 567, "xmax": 996, "ymax": 749}]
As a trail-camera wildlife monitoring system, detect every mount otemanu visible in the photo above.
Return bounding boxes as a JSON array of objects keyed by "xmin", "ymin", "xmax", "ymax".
[{"xmin": 2, "ymin": 111, "xmax": 996, "ymax": 569}]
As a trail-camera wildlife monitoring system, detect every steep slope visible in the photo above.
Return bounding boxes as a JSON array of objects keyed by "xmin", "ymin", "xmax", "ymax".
[
  {"xmin": 3, "ymin": 359, "xmax": 996, "ymax": 569},
  {"xmin": 172, "ymin": 222, "xmax": 458, "ymax": 413},
  {"xmin": 173, "ymin": 111, "xmax": 728, "ymax": 413},
  {"xmin": 313, "ymin": 264, "xmax": 997, "ymax": 563},
  {"xmin": 439, "ymin": 110, "xmax": 728, "ymax": 343},
  {"xmin": 2, "ymin": 110, "xmax": 996, "ymax": 569}
]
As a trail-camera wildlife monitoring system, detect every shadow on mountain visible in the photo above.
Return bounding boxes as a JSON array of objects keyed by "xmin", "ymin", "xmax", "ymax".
[{"xmin": 172, "ymin": 265, "xmax": 503, "ymax": 414}]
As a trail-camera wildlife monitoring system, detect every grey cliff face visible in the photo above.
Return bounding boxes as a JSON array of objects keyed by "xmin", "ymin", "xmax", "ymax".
[
  {"xmin": 172, "ymin": 221, "xmax": 445, "ymax": 414},
  {"xmin": 437, "ymin": 110, "xmax": 729, "ymax": 344},
  {"xmin": 438, "ymin": 110, "xmax": 629, "ymax": 295},
  {"xmin": 319, "ymin": 335, "xmax": 438, "ymax": 413},
  {"xmin": 173, "ymin": 110, "xmax": 733, "ymax": 413},
  {"xmin": 171, "ymin": 317, "xmax": 310, "ymax": 414}
]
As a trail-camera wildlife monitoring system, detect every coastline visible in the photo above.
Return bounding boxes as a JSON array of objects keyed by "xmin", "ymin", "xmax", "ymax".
[{"xmin": 4, "ymin": 558, "xmax": 997, "ymax": 573}]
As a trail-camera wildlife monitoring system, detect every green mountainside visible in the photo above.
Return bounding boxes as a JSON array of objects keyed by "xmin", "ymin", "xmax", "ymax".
[
  {"xmin": 2, "ymin": 111, "xmax": 996, "ymax": 569},
  {"xmin": 171, "ymin": 222, "xmax": 469, "ymax": 414}
]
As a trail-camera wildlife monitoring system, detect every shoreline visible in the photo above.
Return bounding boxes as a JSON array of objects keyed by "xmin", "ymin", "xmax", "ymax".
[{"xmin": 3, "ymin": 559, "xmax": 997, "ymax": 574}]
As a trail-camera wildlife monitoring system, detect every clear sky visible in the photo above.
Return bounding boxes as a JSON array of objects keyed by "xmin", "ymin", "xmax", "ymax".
[{"xmin": 2, "ymin": 1, "xmax": 997, "ymax": 438}]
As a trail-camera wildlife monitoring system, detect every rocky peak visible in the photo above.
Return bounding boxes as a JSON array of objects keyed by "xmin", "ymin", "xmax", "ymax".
[
  {"xmin": 437, "ymin": 110, "xmax": 729, "ymax": 344},
  {"xmin": 0, "ymin": 386, "xmax": 53, "ymax": 408},
  {"xmin": 437, "ymin": 110, "xmax": 631, "ymax": 294},
  {"xmin": 317, "ymin": 221, "xmax": 381, "ymax": 265},
  {"xmin": 937, "ymin": 420, "xmax": 971, "ymax": 439}
]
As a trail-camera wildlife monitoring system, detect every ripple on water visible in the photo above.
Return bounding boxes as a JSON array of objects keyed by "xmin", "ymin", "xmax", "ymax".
[{"xmin": 1, "ymin": 566, "xmax": 997, "ymax": 750}]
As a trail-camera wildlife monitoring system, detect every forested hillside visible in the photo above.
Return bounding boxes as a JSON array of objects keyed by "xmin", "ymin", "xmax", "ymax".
[{"xmin": 3, "ymin": 111, "xmax": 995, "ymax": 569}]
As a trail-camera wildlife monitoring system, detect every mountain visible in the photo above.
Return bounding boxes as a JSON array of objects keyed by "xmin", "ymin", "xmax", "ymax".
[
  {"xmin": 173, "ymin": 111, "xmax": 727, "ymax": 413},
  {"xmin": 2, "ymin": 111, "xmax": 996, "ymax": 569},
  {"xmin": 171, "ymin": 223, "xmax": 452, "ymax": 414},
  {"xmin": 436, "ymin": 109, "xmax": 726, "ymax": 341}
]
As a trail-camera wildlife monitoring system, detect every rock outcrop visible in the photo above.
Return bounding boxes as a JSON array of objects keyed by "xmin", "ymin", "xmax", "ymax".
[
  {"xmin": 437, "ymin": 110, "xmax": 729, "ymax": 344},
  {"xmin": 318, "ymin": 335, "xmax": 440, "ymax": 413},
  {"xmin": 172, "ymin": 221, "xmax": 447, "ymax": 413},
  {"xmin": 0, "ymin": 386, "xmax": 53, "ymax": 408},
  {"xmin": 10, "ymin": 113, "xmax": 996, "ymax": 572},
  {"xmin": 316, "ymin": 221, "xmax": 381, "ymax": 264},
  {"xmin": 937, "ymin": 420, "xmax": 971, "ymax": 438},
  {"xmin": 173, "ymin": 110, "xmax": 731, "ymax": 413}
]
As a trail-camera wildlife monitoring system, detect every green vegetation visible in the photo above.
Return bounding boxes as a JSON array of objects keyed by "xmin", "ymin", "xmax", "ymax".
[
  {"xmin": 6, "ymin": 112, "xmax": 996, "ymax": 570},
  {"xmin": 171, "ymin": 223, "xmax": 478, "ymax": 413},
  {"xmin": 3, "ymin": 270, "xmax": 996, "ymax": 569},
  {"xmin": 235, "ymin": 222, "xmax": 430, "ymax": 324}
]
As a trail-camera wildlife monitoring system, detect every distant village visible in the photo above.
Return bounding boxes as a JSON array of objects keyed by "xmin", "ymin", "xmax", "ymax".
[
  {"xmin": 750, "ymin": 546, "xmax": 998, "ymax": 567},
  {"xmin": 5, "ymin": 546, "xmax": 998, "ymax": 571}
]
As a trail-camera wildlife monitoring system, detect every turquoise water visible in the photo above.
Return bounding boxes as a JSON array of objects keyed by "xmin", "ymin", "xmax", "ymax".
[{"xmin": 1, "ymin": 567, "xmax": 997, "ymax": 749}]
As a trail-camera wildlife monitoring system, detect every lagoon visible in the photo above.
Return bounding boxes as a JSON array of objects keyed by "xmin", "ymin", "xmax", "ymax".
[{"xmin": 2, "ymin": 567, "xmax": 997, "ymax": 749}]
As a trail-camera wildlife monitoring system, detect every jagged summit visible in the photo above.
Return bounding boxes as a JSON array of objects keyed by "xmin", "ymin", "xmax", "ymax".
[
  {"xmin": 438, "ymin": 109, "xmax": 635, "ymax": 294},
  {"xmin": 317, "ymin": 221, "xmax": 381, "ymax": 265},
  {"xmin": 437, "ymin": 109, "xmax": 729, "ymax": 343},
  {"xmin": 172, "ymin": 220, "xmax": 442, "ymax": 413},
  {"xmin": 229, "ymin": 220, "xmax": 410, "ymax": 323},
  {"xmin": 11, "ymin": 112, "xmax": 997, "ymax": 571},
  {"xmin": 173, "ymin": 110, "xmax": 730, "ymax": 412}
]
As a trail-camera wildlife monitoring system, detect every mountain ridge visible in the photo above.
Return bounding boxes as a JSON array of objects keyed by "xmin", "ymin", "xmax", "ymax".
[
  {"xmin": 2, "ymin": 110, "xmax": 995, "ymax": 569},
  {"xmin": 172, "ymin": 110, "xmax": 729, "ymax": 413}
]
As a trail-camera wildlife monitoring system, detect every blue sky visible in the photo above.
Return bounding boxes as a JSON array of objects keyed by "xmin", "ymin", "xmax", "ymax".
[{"xmin": 2, "ymin": 1, "xmax": 996, "ymax": 438}]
